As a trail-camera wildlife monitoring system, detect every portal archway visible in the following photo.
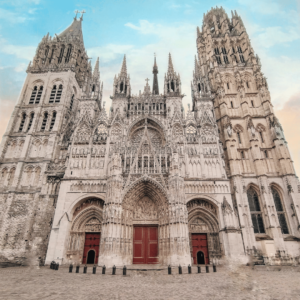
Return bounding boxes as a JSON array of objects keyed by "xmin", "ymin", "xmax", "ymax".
[
  {"xmin": 121, "ymin": 178, "xmax": 169, "ymax": 264},
  {"xmin": 87, "ymin": 250, "xmax": 96, "ymax": 264},
  {"xmin": 187, "ymin": 199, "xmax": 222, "ymax": 265},
  {"xmin": 66, "ymin": 197, "xmax": 104, "ymax": 264}
]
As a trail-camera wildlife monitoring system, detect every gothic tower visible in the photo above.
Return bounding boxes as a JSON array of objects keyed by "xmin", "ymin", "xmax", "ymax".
[{"xmin": 196, "ymin": 7, "xmax": 300, "ymax": 262}]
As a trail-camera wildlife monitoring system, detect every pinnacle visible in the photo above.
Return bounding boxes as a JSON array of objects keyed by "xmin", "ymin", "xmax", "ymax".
[
  {"xmin": 120, "ymin": 55, "xmax": 127, "ymax": 75},
  {"xmin": 168, "ymin": 53, "xmax": 174, "ymax": 74},
  {"xmin": 93, "ymin": 57, "xmax": 100, "ymax": 78}
]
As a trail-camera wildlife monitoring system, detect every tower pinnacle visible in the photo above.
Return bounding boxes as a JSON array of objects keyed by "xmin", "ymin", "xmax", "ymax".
[
  {"xmin": 168, "ymin": 53, "xmax": 174, "ymax": 74},
  {"xmin": 152, "ymin": 55, "xmax": 159, "ymax": 95},
  {"xmin": 120, "ymin": 55, "xmax": 127, "ymax": 75}
]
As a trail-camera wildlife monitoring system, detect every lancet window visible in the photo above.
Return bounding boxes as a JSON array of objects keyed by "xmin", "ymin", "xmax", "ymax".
[
  {"xmin": 247, "ymin": 188, "xmax": 265, "ymax": 234},
  {"xmin": 40, "ymin": 112, "xmax": 48, "ymax": 131},
  {"xmin": 271, "ymin": 187, "xmax": 289, "ymax": 234},
  {"xmin": 58, "ymin": 45, "xmax": 65, "ymax": 64},
  {"xmin": 237, "ymin": 46, "xmax": 245, "ymax": 63},
  {"xmin": 19, "ymin": 113, "xmax": 26, "ymax": 132},
  {"xmin": 27, "ymin": 113, "xmax": 34, "ymax": 132},
  {"xmin": 214, "ymin": 48, "xmax": 222, "ymax": 64},
  {"xmin": 49, "ymin": 112, "xmax": 56, "ymax": 131},
  {"xmin": 65, "ymin": 45, "xmax": 72, "ymax": 63},
  {"xmin": 222, "ymin": 47, "xmax": 229, "ymax": 64}
]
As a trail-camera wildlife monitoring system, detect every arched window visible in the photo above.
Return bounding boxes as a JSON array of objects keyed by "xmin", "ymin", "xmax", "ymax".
[
  {"xmin": 120, "ymin": 82, "xmax": 124, "ymax": 92},
  {"xmin": 271, "ymin": 187, "xmax": 289, "ymax": 234},
  {"xmin": 27, "ymin": 113, "xmax": 34, "ymax": 132},
  {"xmin": 241, "ymin": 151, "xmax": 245, "ymax": 159},
  {"xmin": 49, "ymin": 47, "xmax": 55, "ymax": 63},
  {"xmin": 198, "ymin": 83, "xmax": 201, "ymax": 92},
  {"xmin": 70, "ymin": 94, "xmax": 74, "ymax": 110},
  {"xmin": 49, "ymin": 84, "xmax": 63, "ymax": 103},
  {"xmin": 65, "ymin": 45, "xmax": 72, "ymax": 63},
  {"xmin": 41, "ymin": 112, "xmax": 48, "ymax": 131},
  {"xmin": 58, "ymin": 45, "xmax": 65, "ymax": 64},
  {"xmin": 222, "ymin": 47, "xmax": 229, "ymax": 64},
  {"xmin": 247, "ymin": 187, "xmax": 265, "ymax": 234},
  {"xmin": 19, "ymin": 113, "xmax": 26, "ymax": 132},
  {"xmin": 1, "ymin": 168, "xmax": 8, "ymax": 186},
  {"xmin": 49, "ymin": 112, "xmax": 56, "ymax": 131},
  {"xmin": 171, "ymin": 81, "xmax": 175, "ymax": 92}
]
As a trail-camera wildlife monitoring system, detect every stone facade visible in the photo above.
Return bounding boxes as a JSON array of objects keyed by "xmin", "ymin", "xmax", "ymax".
[{"xmin": 0, "ymin": 8, "xmax": 299, "ymax": 267}]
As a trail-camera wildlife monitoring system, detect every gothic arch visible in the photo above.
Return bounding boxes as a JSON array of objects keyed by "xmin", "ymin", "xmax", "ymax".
[
  {"xmin": 51, "ymin": 78, "xmax": 65, "ymax": 85},
  {"xmin": 127, "ymin": 116, "xmax": 166, "ymax": 142},
  {"xmin": 67, "ymin": 195, "xmax": 106, "ymax": 216},
  {"xmin": 233, "ymin": 124, "xmax": 244, "ymax": 132},
  {"xmin": 256, "ymin": 123, "xmax": 266, "ymax": 132}
]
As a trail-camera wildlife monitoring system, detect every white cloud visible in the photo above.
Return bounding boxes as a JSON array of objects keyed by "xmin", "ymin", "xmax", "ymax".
[
  {"xmin": 0, "ymin": 38, "xmax": 36, "ymax": 61},
  {"xmin": 0, "ymin": 8, "xmax": 29, "ymax": 23}
]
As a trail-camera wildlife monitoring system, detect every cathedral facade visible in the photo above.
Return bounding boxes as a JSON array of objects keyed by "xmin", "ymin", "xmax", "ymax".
[{"xmin": 0, "ymin": 8, "xmax": 299, "ymax": 267}]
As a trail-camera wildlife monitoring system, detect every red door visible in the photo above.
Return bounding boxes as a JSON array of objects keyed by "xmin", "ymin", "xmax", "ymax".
[
  {"xmin": 192, "ymin": 233, "xmax": 209, "ymax": 265},
  {"xmin": 133, "ymin": 226, "xmax": 158, "ymax": 264},
  {"xmin": 82, "ymin": 233, "xmax": 100, "ymax": 264}
]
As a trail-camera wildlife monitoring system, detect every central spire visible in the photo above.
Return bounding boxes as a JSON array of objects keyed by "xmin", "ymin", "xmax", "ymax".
[{"xmin": 152, "ymin": 55, "xmax": 159, "ymax": 95}]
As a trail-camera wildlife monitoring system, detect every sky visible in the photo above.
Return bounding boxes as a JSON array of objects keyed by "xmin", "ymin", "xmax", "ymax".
[{"xmin": 0, "ymin": 0, "xmax": 299, "ymax": 175}]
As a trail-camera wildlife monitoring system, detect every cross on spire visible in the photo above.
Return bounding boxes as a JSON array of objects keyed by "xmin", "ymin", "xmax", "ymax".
[
  {"xmin": 74, "ymin": 10, "xmax": 80, "ymax": 19},
  {"xmin": 145, "ymin": 78, "xmax": 150, "ymax": 85},
  {"xmin": 80, "ymin": 10, "xmax": 86, "ymax": 20}
]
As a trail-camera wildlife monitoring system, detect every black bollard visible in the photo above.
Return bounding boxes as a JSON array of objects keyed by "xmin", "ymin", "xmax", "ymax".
[
  {"xmin": 123, "ymin": 265, "xmax": 126, "ymax": 276},
  {"xmin": 206, "ymin": 266, "xmax": 209, "ymax": 273},
  {"xmin": 188, "ymin": 264, "xmax": 192, "ymax": 274},
  {"xmin": 197, "ymin": 266, "xmax": 201, "ymax": 273},
  {"xmin": 76, "ymin": 265, "xmax": 80, "ymax": 273},
  {"xmin": 178, "ymin": 265, "xmax": 182, "ymax": 275},
  {"xmin": 112, "ymin": 265, "xmax": 116, "ymax": 275},
  {"xmin": 213, "ymin": 265, "xmax": 217, "ymax": 272},
  {"xmin": 168, "ymin": 265, "xmax": 172, "ymax": 275},
  {"xmin": 102, "ymin": 265, "xmax": 106, "ymax": 274},
  {"xmin": 55, "ymin": 263, "xmax": 59, "ymax": 271},
  {"xmin": 50, "ymin": 262, "xmax": 53, "ymax": 269},
  {"xmin": 69, "ymin": 264, "xmax": 73, "ymax": 273},
  {"xmin": 83, "ymin": 265, "xmax": 87, "ymax": 273},
  {"xmin": 93, "ymin": 265, "xmax": 97, "ymax": 274}
]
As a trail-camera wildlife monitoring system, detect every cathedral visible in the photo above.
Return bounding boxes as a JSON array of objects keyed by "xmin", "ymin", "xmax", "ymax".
[{"xmin": 0, "ymin": 7, "xmax": 299, "ymax": 267}]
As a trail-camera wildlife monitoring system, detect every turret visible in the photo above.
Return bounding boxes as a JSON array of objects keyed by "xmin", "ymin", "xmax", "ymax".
[
  {"xmin": 113, "ymin": 55, "xmax": 131, "ymax": 97},
  {"xmin": 164, "ymin": 53, "xmax": 181, "ymax": 96}
]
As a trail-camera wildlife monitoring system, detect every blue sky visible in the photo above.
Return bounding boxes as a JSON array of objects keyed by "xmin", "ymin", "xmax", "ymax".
[{"xmin": 0, "ymin": 0, "xmax": 300, "ymax": 172}]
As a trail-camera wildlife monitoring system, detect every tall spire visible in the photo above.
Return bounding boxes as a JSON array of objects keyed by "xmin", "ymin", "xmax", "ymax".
[
  {"xmin": 152, "ymin": 55, "xmax": 159, "ymax": 95},
  {"xmin": 168, "ymin": 53, "xmax": 174, "ymax": 74},
  {"xmin": 120, "ymin": 55, "xmax": 127, "ymax": 75}
]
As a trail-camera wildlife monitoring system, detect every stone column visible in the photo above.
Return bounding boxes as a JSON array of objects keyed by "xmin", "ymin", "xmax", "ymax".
[
  {"xmin": 167, "ymin": 153, "xmax": 191, "ymax": 266},
  {"xmin": 98, "ymin": 153, "xmax": 124, "ymax": 267}
]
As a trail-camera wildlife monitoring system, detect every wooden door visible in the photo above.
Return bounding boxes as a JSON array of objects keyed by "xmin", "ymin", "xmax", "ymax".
[
  {"xmin": 192, "ymin": 233, "xmax": 209, "ymax": 265},
  {"xmin": 82, "ymin": 233, "xmax": 101, "ymax": 264},
  {"xmin": 133, "ymin": 226, "xmax": 158, "ymax": 264}
]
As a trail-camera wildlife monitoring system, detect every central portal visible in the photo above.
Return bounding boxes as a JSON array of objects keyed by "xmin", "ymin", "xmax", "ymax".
[{"xmin": 133, "ymin": 226, "xmax": 158, "ymax": 264}]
